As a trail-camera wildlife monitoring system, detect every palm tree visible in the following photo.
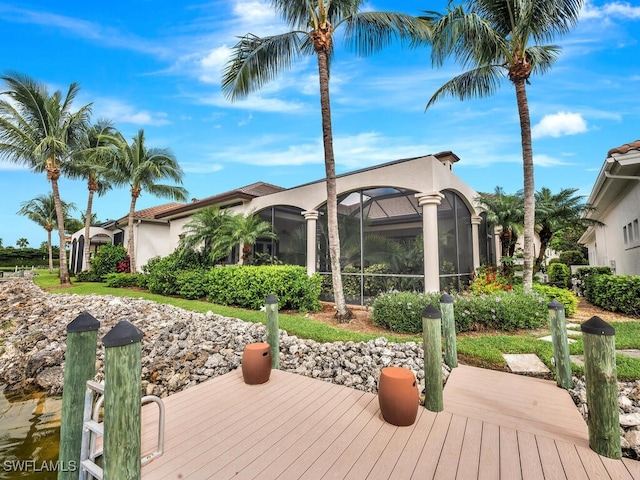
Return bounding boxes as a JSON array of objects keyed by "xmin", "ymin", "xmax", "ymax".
[
  {"xmin": 103, "ymin": 129, "xmax": 187, "ymax": 272},
  {"xmin": 215, "ymin": 212, "xmax": 278, "ymax": 264},
  {"xmin": 178, "ymin": 206, "xmax": 233, "ymax": 265},
  {"xmin": 475, "ymin": 187, "xmax": 524, "ymax": 277},
  {"xmin": 221, "ymin": 0, "xmax": 431, "ymax": 321},
  {"xmin": 423, "ymin": 0, "xmax": 584, "ymax": 292},
  {"xmin": 533, "ymin": 187, "xmax": 601, "ymax": 274},
  {"xmin": 16, "ymin": 238, "xmax": 29, "ymax": 248},
  {"xmin": 17, "ymin": 193, "xmax": 75, "ymax": 272},
  {"xmin": 0, "ymin": 72, "xmax": 91, "ymax": 284},
  {"xmin": 69, "ymin": 119, "xmax": 116, "ymax": 271}
]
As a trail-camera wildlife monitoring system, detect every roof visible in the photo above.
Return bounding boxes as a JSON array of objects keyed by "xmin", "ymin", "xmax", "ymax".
[
  {"xmin": 113, "ymin": 202, "xmax": 185, "ymax": 224},
  {"xmin": 155, "ymin": 181, "xmax": 285, "ymax": 219},
  {"xmin": 607, "ymin": 140, "xmax": 640, "ymax": 156}
]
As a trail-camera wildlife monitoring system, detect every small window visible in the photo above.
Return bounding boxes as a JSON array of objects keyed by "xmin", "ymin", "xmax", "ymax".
[
  {"xmin": 623, "ymin": 219, "xmax": 640, "ymax": 249},
  {"xmin": 624, "ymin": 225, "xmax": 628, "ymax": 245},
  {"xmin": 634, "ymin": 219, "xmax": 639, "ymax": 240}
]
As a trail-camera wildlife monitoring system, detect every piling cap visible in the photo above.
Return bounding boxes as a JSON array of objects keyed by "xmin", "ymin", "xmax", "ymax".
[
  {"xmin": 439, "ymin": 293, "xmax": 453, "ymax": 304},
  {"xmin": 422, "ymin": 304, "xmax": 442, "ymax": 319},
  {"xmin": 102, "ymin": 320, "xmax": 144, "ymax": 347},
  {"xmin": 580, "ymin": 316, "xmax": 615, "ymax": 336},
  {"xmin": 67, "ymin": 312, "xmax": 100, "ymax": 333},
  {"xmin": 548, "ymin": 299, "xmax": 564, "ymax": 311},
  {"xmin": 265, "ymin": 293, "xmax": 278, "ymax": 304}
]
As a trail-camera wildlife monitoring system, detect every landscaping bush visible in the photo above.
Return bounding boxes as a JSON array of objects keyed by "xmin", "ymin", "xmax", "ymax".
[
  {"xmin": 548, "ymin": 263, "xmax": 571, "ymax": 288},
  {"xmin": 176, "ymin": 268, "xmax": 209, "ymax": 300},
  {"xmin": 205, "ymin": 265, "xmax": 321, "ymax": 312},
  {"xmin": 143, "ymin": 255, "xmax": 182, "ymax": 295},
  {"xmin": 105, "ymin": 272, "xmax": 141, "ymax": 288},
  {"xmin": 584, "ymin": 274, "xmax": 640, "ymax": 317},
  {"xmin": 573, "ymin": 266, "xmax": 611, "ymax": 296},
  {"xmin": 75, "ymin": 270, "xmax": 103, "ymax": 282},
  {"xmin": 372, "ymin": 290, "xmax": 548, "ymax": 334},
  {"xmin": 470, "ymin": 265, "xmax": 512, "ymax": 294},
  {"xmin": 532, "ymin": 283, "xmax": 578, "ymax": 317},
  {"xmin": 558, "ymin": 250, "xmax": 588, "ymax": 266},
  {"xmin": 88, "ymin": 244, "xmax": 128, "ymax": 281}
]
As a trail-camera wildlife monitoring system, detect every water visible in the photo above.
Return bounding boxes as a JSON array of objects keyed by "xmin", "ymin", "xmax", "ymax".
[{"xmin": 0, "ymin": 386, "xmax": 61, "ymax": 480}]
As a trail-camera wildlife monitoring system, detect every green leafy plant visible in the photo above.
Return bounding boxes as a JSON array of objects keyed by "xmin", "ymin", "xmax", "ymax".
[
  {"xmin": 532, "ymin": 283, "xmax": 578, "ymax": 316},
  {"xmin": 547, "ymin": 263, "xmax": 571, "ymax": 288},
  {"xmin": 105, "ymin": 272, "xmax": 141, "ymax": 288}
]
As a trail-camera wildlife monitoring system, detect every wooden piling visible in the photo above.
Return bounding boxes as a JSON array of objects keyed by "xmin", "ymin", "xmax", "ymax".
[
  {"xmin": 440, "ymin": 293, "xmax": 457, "ymax": 368},
  {"xmin": 58, "ymin": 312, "xmax": 100, "ymax": 480},
  {"xmin": 265, "ymin": 293, "xmax": 279, "ymax": 369},
  {"xmin": 102, "ymin": 320, "xmax": 144, "ymax": 479},
  {"xmin": 422, "ymin": 304, "xmax": 443, "ymax": 412},
  {"xmin": 547, "ymin": 300, "xmax": 572, "ymax": 389},
  {"xmin": 581, "ymin": 316, "xmax": 621, "ymax": 459}
]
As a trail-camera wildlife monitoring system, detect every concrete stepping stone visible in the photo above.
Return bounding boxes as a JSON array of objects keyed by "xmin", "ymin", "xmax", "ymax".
[
  {"xmin": 570, "ymin": 355, "xmax": 584, "ymax": 367},
  {"xmin": 617, "ymin": 349, "xmax": 640, "ymax": 359},
  {"xmin": 503, "ymin": 354, "xmax": 550, "ymax": 374},
  {"xmin": 538, "ymin": 334, "xmax": 576, "ymax": 344}
]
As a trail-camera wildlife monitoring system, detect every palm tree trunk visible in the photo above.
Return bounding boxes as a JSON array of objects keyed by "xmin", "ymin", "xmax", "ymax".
[
  {"xmin": 47, "ymin": 229, "xmax": 54, "ymax": 274},
  {"xmin": 316, "ymin": 48, "xmax": 351, "ymax": 321},
  {"xmin": 83, "ymin": 189, "xmax": 95, "ymax": 271},
  {"xmin": 515, "ymin": 79, "xmax": 535, "ymax": 293},
  {"xmin": 127, "ymin": 193, "xmax": 137, "ymax": 273},
  {"xmin": 51, "ymin": 178, "xmax": 71, "ymax": 285}
]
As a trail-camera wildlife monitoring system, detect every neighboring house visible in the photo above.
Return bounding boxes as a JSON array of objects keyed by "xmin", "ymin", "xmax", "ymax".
[
  {"xmin": 70, "ymin": 152, "xmax": 498, "ymax": 300},
  {"xmin": 579, "ymin": 140, "xmax": 640, "ymax": 275}
]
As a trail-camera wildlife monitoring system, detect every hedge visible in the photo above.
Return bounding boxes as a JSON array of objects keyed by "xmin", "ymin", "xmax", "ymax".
[{"xmin": 584, "ymin": 274, "xmax": 640, "ymax": 317}]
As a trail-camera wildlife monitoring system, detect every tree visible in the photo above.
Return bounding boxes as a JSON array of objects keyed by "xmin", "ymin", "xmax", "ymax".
[
  {"xmin": 69, "ymin": 119, "xmax": 116, "ymax": 271},
  {"xmin": 0, "ymin": 72, "xmax": 91, "ymax": 284},
  {"xmin": 216, "ymin": 211, "xmax": 278, "ymax": 263},
  {"xmin": 475, "ymin": 187, "xmax": 523, "ymax": 277},
  {"xmin": 16, "ymin": 238, "xmax": 29, "ymax": 248},
  {"xmin": 178, "ymin": 206, "xmax": 233, "ymax": 265},
  {"xmin": 103, "ymin": 129, "xmax": 187, "ymax": 272},
  {"xmin": 222, "ymin": 0, "xmax": 431, "ymax": 320},
  {"xmin": 17, "ymin": 193, "xmax": 75, "ymax": 272},
  {"xmin": 533, "ymin": 187, "xmax": 601, "ymax": 273},
  {"xmin": 424, "ymin": 0, "xmax": 584, "ymax": 292}
]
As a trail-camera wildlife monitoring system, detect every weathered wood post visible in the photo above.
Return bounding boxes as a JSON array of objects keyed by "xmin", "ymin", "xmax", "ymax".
[
  {"xmin": 581, "ymin": 316, "xmax": 621, "ymax": 459},
  {"xmin": 422, "ymin": 304, "xmax": 443, "ymax": 412},
  {"xmin": 440, "ymin": 293, "xmax": 457, "ymax": 368},
  {"xmin": 58, "ymin": 312, "xmax": 100, "ymax": 480},
  {"xmin": 265, "ymin": 293, "xmax": 279, "ymax": 369},
  {"xmin": 103, "ymin": 320, "xmax": 144, "ymax": 479},
  {"xmin": 547, "ymin": 300, "xmax": 572, "ymax": 389}
]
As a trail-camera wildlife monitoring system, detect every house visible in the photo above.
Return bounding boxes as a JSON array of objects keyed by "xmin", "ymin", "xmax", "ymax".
[
  {"xmin": 70, "ymin": 152, "xmax": 499, "ymax": 302},
  {"xmin": 579, "ymin": 140, "xmax": 640, "ymax": 275}
]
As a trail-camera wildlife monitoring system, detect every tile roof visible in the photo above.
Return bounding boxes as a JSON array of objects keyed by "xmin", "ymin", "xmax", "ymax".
[
  {"xmin": 118, "ymin": 202, "xmax": 185, "ymax": 222},
  {"xmin": 607, "ymin": 140, "xmax": 640, "ymax": 156}
]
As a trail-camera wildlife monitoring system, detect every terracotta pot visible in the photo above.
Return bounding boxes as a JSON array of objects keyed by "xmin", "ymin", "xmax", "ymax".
[
  {"xmin": 242, "ymin": 343, "xmax": 272, "ymax": 385},
  {"xmin": 378, "ymin": 367, "xmax": 419, "ymax": 426}
]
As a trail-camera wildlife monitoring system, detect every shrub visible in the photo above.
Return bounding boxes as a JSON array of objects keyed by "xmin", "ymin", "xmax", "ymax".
[
  {"xmin": 573, "ymin": 266, "xmax": 612, "ymax": 296},
  {"xmin": 532, "ymin": 284, "xmax": 578, "ymax": 317},
  {"xmin": 548, "ymin": 263, "xmax": 571, "ymax": 288},
  {"xmin": 76, "ymin": 270, "xmax": 102, "ymax": 282},
  {"xmin": 584, "ymin": 274, "xmax": 640, "ymax": 317},
  {"xmin": 105, "ymin": 272, "xmax": 141, "ymax": 288},
  {"xmin": 205, "ymin": 265, "xmax": 321, "ymax": 312},
  {"xmin": 558, "ymin": 250, "xmax": 587, "ymax": 266},
  {"xmin": 89, "ymin": 244, "xmax": 128, "ymax": 281},
  {"xmin": 176, "ymin": 268, "xmax": 209, "ymax": 300},
  {"xmin": 144, "ymin": 254, "xmax": 182, "ymax": 295},
  {"xmin": 372, "ymin": 290, "xmax": 548, "ymax": 334},
  {"xmin": 470, "ymin": 265, "xmax": 513, "ymax": 294}
]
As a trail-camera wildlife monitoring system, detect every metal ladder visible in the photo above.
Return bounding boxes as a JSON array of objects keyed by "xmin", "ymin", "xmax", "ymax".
[{"xmin": 79, "ymin": 380, "xmax": 166, "ymax": 480}]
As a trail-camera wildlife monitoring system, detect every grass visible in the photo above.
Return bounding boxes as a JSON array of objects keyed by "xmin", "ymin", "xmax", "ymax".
[{"xmin": 32, "ymin": 272, "xmax": 640, "ymax": 381}]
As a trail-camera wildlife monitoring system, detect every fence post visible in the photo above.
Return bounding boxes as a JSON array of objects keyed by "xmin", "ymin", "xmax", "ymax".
[
  {"xmin": 265, "ymin": 293, "xmax": 279, "ymax": 369},
  {"xmin": 102, "ymin": 320, "xmax": 144, "ymax": 479},
  {"xmin": 440, "ymin": 293, "xmax": 457, "ymax": 368},
  {"xmin": 547, "ymin": 300, "xmax": 572, "ymax": 389},
  {"xmin": 581, "ymin": 316, "xmax": 621, "ymax": 459},
  {"xmin": 58, "ymin": 313, "xmax": 100, "ymax": 480},
  {"xmin": 422, "ymin": 304, "xmax": 443, "ymax": 412}
]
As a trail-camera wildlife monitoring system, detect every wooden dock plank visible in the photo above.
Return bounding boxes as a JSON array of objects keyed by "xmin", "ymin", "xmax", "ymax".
[{"xmin": 135, "ymin": 365, "xmax": 640, "ymax": 480}]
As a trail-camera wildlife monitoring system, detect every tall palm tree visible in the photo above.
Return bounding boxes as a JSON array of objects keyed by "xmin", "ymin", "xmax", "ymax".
[
  {"xmin": 178, "ymin": 206, "xmax": 233, "ymax": 264},
  {"xmin": 17, "ymin": 193, "xmax": 75, "ymax": 273},
  {"xmin": 533, "ymin": 187, "xmax": 601, "ymax": 274},
  {"xmin": 423, "ymin": 0, "xmax": 584, "ymax": 292},
  {"xmin": 475, "ymin": 187, "xmax": 524, "ymax": 277},
  {"xmin": 221, "ymin": 0, "xmax": 431, "ymax": 321},
  {"xmin": 215, "ymin": 212, "xmax": 278, "ymax": 264},
  {"xmin": 69, "ymin": 119, "xmax": 116, "ymax": 271},
  {"xmin": 16, "ymin": 238, "xmax": 29, "ymax": 248},
  {"xmin": 104, "ymin": 129, "xmax": 187, "ymax": 272},
  {"xmin": 0, "ymin": 72, "xmax": 91, "ymax": 284}
]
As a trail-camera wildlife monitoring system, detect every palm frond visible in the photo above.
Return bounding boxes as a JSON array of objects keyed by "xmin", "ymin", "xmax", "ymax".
[
  {"xmin": 426, "ymin": 64, "xmax": 505, "ymax": 108},
  {"xmin": 526, "ymin": 45, "xmax": 560, "ymax": 75}
]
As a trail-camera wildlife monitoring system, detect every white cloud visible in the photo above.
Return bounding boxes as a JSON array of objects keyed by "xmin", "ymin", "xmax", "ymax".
[
  {"xmin": 533, "ymin": 154, "xmax": 574, "ymax": 167},
  {"xmin": 95, "ymin": 98, "xmax": 170, "ymax": 126},
  {"xmin": 181, "ymin": 162, "xmax": 224, "ymax": 174},
  {"xmin": 532, "ymin": 112, "xmax": 588, "ymax": 139},
  {"xmin": 582, "ymin": 1, "xmax": 640, "ymax": 20},
  {"xmin": 0, "ymin": 160, "xmax": 27, "ymax": 171}
]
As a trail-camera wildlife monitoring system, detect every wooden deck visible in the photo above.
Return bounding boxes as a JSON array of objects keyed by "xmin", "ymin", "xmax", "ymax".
[{"xmin": 139, "ymin": 365, "xmax": 640, "ymax": 479}]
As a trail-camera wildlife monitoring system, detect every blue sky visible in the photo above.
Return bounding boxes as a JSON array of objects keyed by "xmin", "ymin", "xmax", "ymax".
[{"xmin": 0, "ymin": 0, "xmax": 639, "ymax": 248}]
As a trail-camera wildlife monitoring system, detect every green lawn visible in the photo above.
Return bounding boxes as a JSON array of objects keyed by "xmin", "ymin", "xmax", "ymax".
[{"xmin": 33, "ymin": 272, "xmax": 640, "ymax": 381}]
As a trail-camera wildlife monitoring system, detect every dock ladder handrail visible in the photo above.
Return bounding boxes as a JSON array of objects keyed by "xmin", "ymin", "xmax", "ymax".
[{"xmin": 78, "ymin": 380, "xmax": 166, "ymax": 480}]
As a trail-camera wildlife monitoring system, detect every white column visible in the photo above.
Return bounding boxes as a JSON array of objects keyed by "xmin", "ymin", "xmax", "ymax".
[
  {"xmin": 471, "ymin": 215, "xmax": 482, "ymax": 272},
  {"xmin": 494, "ymin": 226, "xmax": 502, "ymax": 267},
  {"xmin": 416, "ymin": 192, "xmax": 444, "ymax": 292},
  {"xmin": 302, "ymin": 210, "xmax": 319, "ymax": 276}
]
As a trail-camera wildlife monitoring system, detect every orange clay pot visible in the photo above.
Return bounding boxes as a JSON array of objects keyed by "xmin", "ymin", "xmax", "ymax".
[{"xmin": 378, "ymin": 366, "xmax": 419, "ymax": 426}]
